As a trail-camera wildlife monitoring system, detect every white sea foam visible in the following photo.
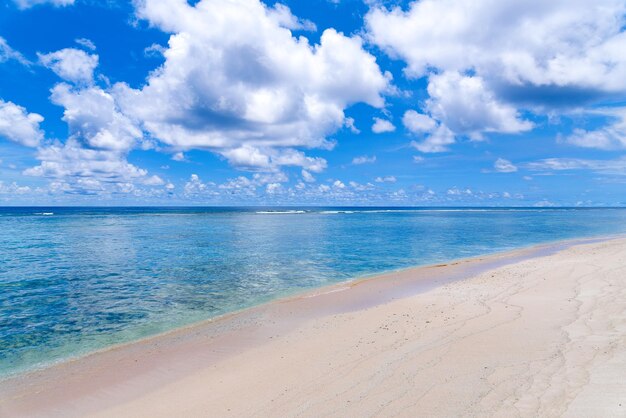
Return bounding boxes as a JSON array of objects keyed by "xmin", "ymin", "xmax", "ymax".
[
  {"xmin": 256, "ymin": 210, "xmax": 307, "ymax": 214},
  {"xmin": 303, "ymin": 286, "xmax": 350, "ymax": 298}
]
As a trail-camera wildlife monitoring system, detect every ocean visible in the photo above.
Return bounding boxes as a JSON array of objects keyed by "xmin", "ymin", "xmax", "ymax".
[{"xmin": 1, "ymin": 206, "xmax": 625, "ymax": 377}]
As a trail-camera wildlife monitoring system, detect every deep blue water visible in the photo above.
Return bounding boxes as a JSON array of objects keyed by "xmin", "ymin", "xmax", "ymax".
[{"xmin": 1, "ymin": 206, "xmax": 626, "ymax": 377}]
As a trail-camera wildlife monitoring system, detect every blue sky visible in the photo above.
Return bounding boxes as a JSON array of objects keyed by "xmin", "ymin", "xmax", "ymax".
[{"xmin": 1, "ymin": 0, "xmax": 626, "ymax": 206}]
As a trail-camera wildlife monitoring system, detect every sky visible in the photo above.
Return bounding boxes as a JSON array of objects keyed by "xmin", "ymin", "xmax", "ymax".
[{"xmin": 1, "ymin": 0, "xmax": 626, "ymax": 206}]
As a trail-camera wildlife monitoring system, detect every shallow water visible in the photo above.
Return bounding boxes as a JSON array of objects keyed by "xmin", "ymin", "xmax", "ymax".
[{"xmin": 1, "ymin": 206, "xmax": 626, "ymax": 376}]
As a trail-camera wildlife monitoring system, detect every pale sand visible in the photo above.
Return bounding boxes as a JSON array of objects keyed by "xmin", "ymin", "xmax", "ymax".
[{"xmin": 1, "ymin": 237, "xmax": 625, "ymax": 417}]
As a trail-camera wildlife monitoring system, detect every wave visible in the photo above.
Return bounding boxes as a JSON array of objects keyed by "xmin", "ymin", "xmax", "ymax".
[
  {"xmin": 255, "ymin": 208, "xmax": 579, "ymax": 216},
  {"xmin": 255, "ymin": 210, "xmax": 308, "ymax": 214},
  {"xmin": 34, "ymin": 212, "xmax": 54, "ymax": 216}
]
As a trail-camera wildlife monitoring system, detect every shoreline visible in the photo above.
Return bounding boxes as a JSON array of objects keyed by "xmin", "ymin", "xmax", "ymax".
[
  {"xmin": 1, "ymin": 233, "xmax": 613, "ymax": 381},
  {"xmin": 1, "ymin": 235, "xmax": 625, "ymax": 416}
]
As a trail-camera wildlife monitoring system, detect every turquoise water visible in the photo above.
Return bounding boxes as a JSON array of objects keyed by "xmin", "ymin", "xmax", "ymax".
[{"xmin": 1, "ymin": 207, "xmax": 626, "ymax": 377}]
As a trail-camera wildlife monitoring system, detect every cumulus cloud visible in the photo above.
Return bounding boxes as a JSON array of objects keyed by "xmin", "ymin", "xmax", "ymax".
[
  {"xmin": 352, "ymin": 155, "xmax": 376, "ymax": 165},
  {"xmin": 19, "ymin": 63, "xmax": 163, "ymax": 195},
  {"xmin": 173, "ymin": 171, "xmax": 472, "ymax": 205},
  {"xmin": 402, "ymin": 109, "xmax": 456, "ymax": 153},
  {"xmin": 367, "ymin": 0, "xmax": 626, "ymax": 94},
  {"xmin": 0, "ymin": 181, "xmax": 32, "ymax": 195},
  {"xmin": 171, "ymin": 151, "xmax": 186, "ymax": 161},
  {"xmin": 333, "ymin": 180, "xmax": 346, "ymax": 188},
  {"xmin": 447, "ymin": 187, "xmax": 472, "ymax": 196},
  {"xmin": 266, "ymin": 182, "xmax": 282, "ymax": 194},
  {"xmin": 113, "ymin": 0, "xmax": 389, "ymax": 172},
  {"xmin": 267, "ymin": 3, "xmax": 317, "ymax": 32},
  {"xmin": 426, "ymin": 72, "xmax": 533, "ymax": 140},
  {"xmin": 494, "ymin": 158, "xmax": 518, "ymax": 173},
  {"xmin": 218, "ymin": 146, "xmax": 327, "ymax": 173},
  {"xmin": 409, "ymin": 125, "xmax": 455, "ymax": 153},
  {"xmin": 23, "ymin": 140, "xmax": 164, "ymax": 194},
  {"xmin": 367, "ymin": 0, "xmax": 626, "ymax": 149},
  {"xmin": 0, "ymin": 100, "xmax": 44, "ymax": 147},
  {"xmin": 349, "ymin": 181, "xmax": 375, "ymax": 191},
  {"xmin": 565, "ymin": 108, "xmax": 626, "ymax": 150},
  {"xmin": 38, "ymin": 48, "xmax": 99, "ymax": 84},
  {"xmin": 402, "ymin": 110, "xmax": 436, "ymax": 133},
  {"xmin": 50, "ymin": 83, "xmax": 142, "ymax": 151},
  {"xmin": 301, "ymin": 169, "xmax": 316, "ymax": 182},
  {"xmin": 183, "ymin": 171, "xmax": 291, "ymax": 198},
  {"xmin": 184, "ymin": 174, "xmax": 215, "ymax": 196},
  {"xmin": 12, "ymin": 0, "xmax": 74, "ymax": 9},
  {"xmin": 401, "ymin": 74, "xmax": 532, "ymax": 150},
  {"xmin": 6, "ymin": 0, "xmax": 393, "ymax": 199},
  {"xmin": 371, "ymin": 117, "xmax": 395, "ymax": 133}
]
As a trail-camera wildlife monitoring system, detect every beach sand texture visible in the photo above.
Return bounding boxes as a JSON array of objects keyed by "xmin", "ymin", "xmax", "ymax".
[{"xmin": 1, "ymin": 238, "xmax": 625, "ymax": 417}]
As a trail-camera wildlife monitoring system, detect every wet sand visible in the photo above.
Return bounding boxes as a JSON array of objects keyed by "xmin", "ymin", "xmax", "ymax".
[{"xmin": 1, "ymin": 237, "xmax": 625, "ymax": 417}]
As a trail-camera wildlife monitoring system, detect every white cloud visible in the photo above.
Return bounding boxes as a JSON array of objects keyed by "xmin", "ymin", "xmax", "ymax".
[
  {"xmin": 401, "ymin": 75, "xmax": 532, "ymax": 151},
  {"xmin": 171, "ymin": 151, "xmax": 186, "ymax": 161},
  {"xmin": 0, "ymin": 100, "xmax": 44, "ymax": 147},
  {"xmin": 218, "ymin": 146, "xmax": 327, "ymax": 173},
  {"xmin": 410, "ymin": 125, "xmax": 455, "ymax": 153},
  {"xmin": 403, "ymin": 109, "xmax": 456, "ymax": 153},
  {"xmin": 352, "ymin": 155, "xmax": 376, "ymax": 165},
  {"xmin": 333, "ymin": 180, "xmax": 346, "ymax": 188},
  {"xmin": 0, "ymin": 37, "xmax": 30, "ymax": 66},
  {"xmin": 344, "ymin": 117, "xmax": 360, "ymax": 134},
  {"xmin": 38, "ymin": 48, "xmax": 98, "ymax": 84},
  {"xmin": 426, "ymin": 72, "xmax": 533, "ymax": 140},
  {"xmin": 367, "ymin": 0, "xmax": 626, "ymax": 148},
  {"xmin": 0, "ymin": 181, "xmax": 33, "ymax": 195},
  {"xmin": 50, "ymin": 83, "xmax": 142, "ymax": 151},
  {"xmin": 371, "ymin": 117, "xmax": 395, "ymax": 133},
  {"xmin": 565, "ymin": 108, "xmax": 626, "ymax": 150},
  {"xmin": 219, "ymin": 146, "xmax": 271, "ymax": 170},
  {"xmin": 402, "ymin": 110, "xmax": 436, "ymax": 133},
  {"xmin": 301, "ymin": 169, "xmax": 315, "ymax": 182},
  {"xmin": 184, "ymin": 174, "xmax": 214, "ymax": 196},
  {"xmin": 187, "ymin": 171, "xmax": 291, "ymax": 198},
  {"xmin": 270, "ymin": 149, "xmax": 327, "ymax": 172},
  {"xmin": 12, "ymin": 0, "xmax": 74, "ymax": 9},
  {"xmin": 113, "ymin": 0, "xmax": 389, "ymax": 172},
  {"xmin": 367, "ymin": 0, "xmax": 626, "ymax": 93},
  {"xmin": 375, "ymin": 175, "xmax": 396, "ymax": 183},
  {"xmin": 144, "ymin": 43, "xmax": 166, "ymax": 57},
  {"xmin": 447, "ymin": 187, "xmax": 472, "ymax": 196},
  {"xmin": 75, "ymin": 38, "xmax": 96, "ymax": 51},
  {"xmin": 267, "ymin": 3, "xmax": 317, "ymax": 32},
  {"xmin": 349, "ymin": 181, "xmax": 375, "ymax": 191},
  {"xmin": 18, "ymin": 71, "xmax": 163, "ymax": 195},
  {"xmin": 23, "ymin": 140, "xmax": 164, "ymax": 194},
  {"xmin": 266, "ymin": 182, "xmax": 282, "ymax": 194},
  {"xmin": 494, "ymin": 158, "xmax": 518, "ymax": 173},
  {"xmin": 525, "ymin": 157, "xmax": 626, "ymax": 175},
  {"xmin": 534, "ymin": 200, "xmax": 556, "ymax": 208}
]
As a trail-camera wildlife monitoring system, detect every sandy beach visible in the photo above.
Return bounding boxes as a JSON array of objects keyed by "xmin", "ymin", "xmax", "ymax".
[{"xmin": 1, "ymin": 237, "xmax": 625, "ymax": 417}]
